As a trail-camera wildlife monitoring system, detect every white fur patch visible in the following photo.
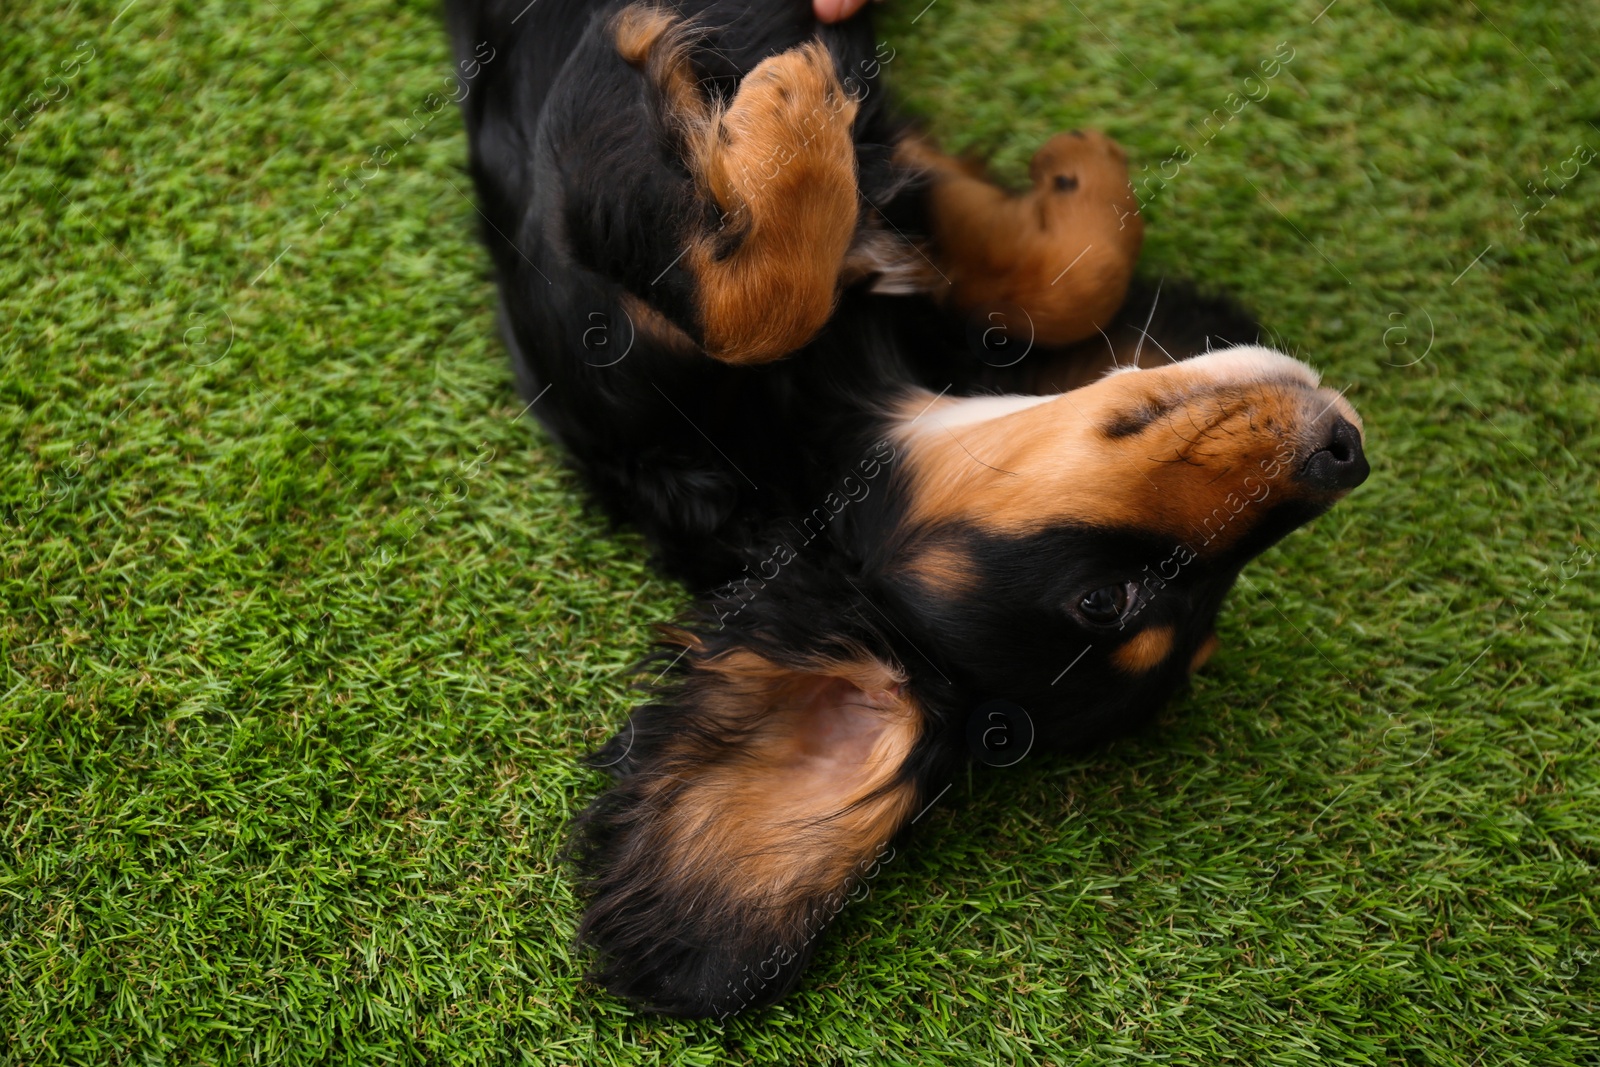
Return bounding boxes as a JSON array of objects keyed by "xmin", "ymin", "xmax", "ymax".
[
  {"xmin": 899, "ymin": 345, "xmax": 1321, "ymax": 440},
  {"xmin": 1174, "ymin": 345, "xmax": 1321, "ymax": 389}
]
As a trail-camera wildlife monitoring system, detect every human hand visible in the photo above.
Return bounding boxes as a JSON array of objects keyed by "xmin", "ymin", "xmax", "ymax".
[{"xmin": 814, "ymin": 0, "xmax": 871, "ymax": 23}]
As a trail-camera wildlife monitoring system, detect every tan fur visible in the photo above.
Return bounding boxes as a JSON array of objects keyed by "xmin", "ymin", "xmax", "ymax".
[
  {"xmin": 644, "ymin": 648, "xmax": 921, "ymax": 907},
  {"xmin": 901, "ymin": 543, "xmax": 978, "ymax": 595},
  {"xmin": 613, "ymin": 5, "xmax": 675, "ymax": 65},
  {"xmin": 890, "ymin": 350, "xmax": 1363, "ymax": 556},
  {"xmin": 612, "ymin": 6, "xmax": 708, "ymax": 122},
  {"xmin": 1112, "ymin": 625, "xmax": 1175, "ymax": 673},
  {"xmin": 615, "ymin": 6, "xmax": 860, "ymax": 365},
  {"xmin": 621, "ymin": 293, "xmax": 698, "ymax": 355},
  {"xmin": 1188, "ymin": 633, "xmax": 1220, "ymax": 673},
  {"xmin": 686, "ymin": 44, "xmax": 860, "ymax": 364},
  {"xmin": 899, "ymin": 131, "xmax": 1144, "ymax": 346}
]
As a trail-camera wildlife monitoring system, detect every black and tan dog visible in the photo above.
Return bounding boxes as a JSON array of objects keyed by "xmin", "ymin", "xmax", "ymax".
[{"xmin": 446, "ymin": 0, "xmax": 1368, "ymax": 1018}]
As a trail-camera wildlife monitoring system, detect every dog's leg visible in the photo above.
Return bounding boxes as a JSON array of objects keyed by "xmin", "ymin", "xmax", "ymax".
[
  {"xmin": 898, "ymin": 130, "xmax": 1145, "ymax": 348},
  {"xmin": 614, "ymin": 5, "xmax": 861, "ymax": 364}
]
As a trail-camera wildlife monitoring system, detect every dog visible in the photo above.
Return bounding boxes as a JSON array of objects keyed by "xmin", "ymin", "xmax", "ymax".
[{"xmin": 445, "ymin": 0, "xmax": 1369, "ymax": 1018}]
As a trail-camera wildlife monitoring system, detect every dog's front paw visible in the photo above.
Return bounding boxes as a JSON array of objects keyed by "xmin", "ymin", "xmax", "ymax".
[
  {"xmin": 686, "ymin": 42, "xmax": 860, "ymax": 364},
  {"xmin": 614, "ymin": 5, "xmax": 861, "ymax": 364},
  {"xmin": 709, "ymin": 43, "xmax": 859, "ymax": 220}
]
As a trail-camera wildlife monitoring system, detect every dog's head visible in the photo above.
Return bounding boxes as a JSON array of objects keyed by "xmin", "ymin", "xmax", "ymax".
[
  {"xmin": 572, "ymin": 345, "xmax": 1366, "ymax": 1017},
  {"xmin": 880, "ymin": 344, "xmax": 1366, "ymax": 746}
]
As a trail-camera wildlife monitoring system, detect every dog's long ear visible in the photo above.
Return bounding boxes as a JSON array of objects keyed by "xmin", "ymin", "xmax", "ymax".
[{"xmin": 569, "ymin": 631, "xmax": 930, "ymax": 1018}]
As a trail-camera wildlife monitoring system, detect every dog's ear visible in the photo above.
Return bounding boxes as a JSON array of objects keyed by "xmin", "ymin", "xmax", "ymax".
[{"xmin": 569, "ymin": 632, "xmax": 929, "ymax": 1017}]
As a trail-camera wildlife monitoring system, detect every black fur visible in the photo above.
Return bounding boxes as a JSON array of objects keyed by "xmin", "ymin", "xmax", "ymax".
[
  {"xmin": 568, "ymin": 559, "xmax": 966, "ymax": 1017},
  {"xmin": 443, "ymin": 0, "xmax": 1354, "ymax": 1019}
]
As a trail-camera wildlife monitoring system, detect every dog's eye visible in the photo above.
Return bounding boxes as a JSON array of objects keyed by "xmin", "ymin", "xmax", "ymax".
[
  {"xmin": 1053, "ymin": 174, "xmax": 1079, "ymax": 192},
  {"xmin": 1076, "ymin": 581, "xmax": 1139, "ymax": 626}
]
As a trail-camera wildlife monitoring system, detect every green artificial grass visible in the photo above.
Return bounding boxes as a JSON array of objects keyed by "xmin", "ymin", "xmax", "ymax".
[{"xmin": 2, "ymin": 0, "xmax": 1597, "ymax": 1062}]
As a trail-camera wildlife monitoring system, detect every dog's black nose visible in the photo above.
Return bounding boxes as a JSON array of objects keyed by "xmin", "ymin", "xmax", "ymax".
[{"xmin": 1299, "ymin": 416, "xmax": 1369, "ymax": 491}]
